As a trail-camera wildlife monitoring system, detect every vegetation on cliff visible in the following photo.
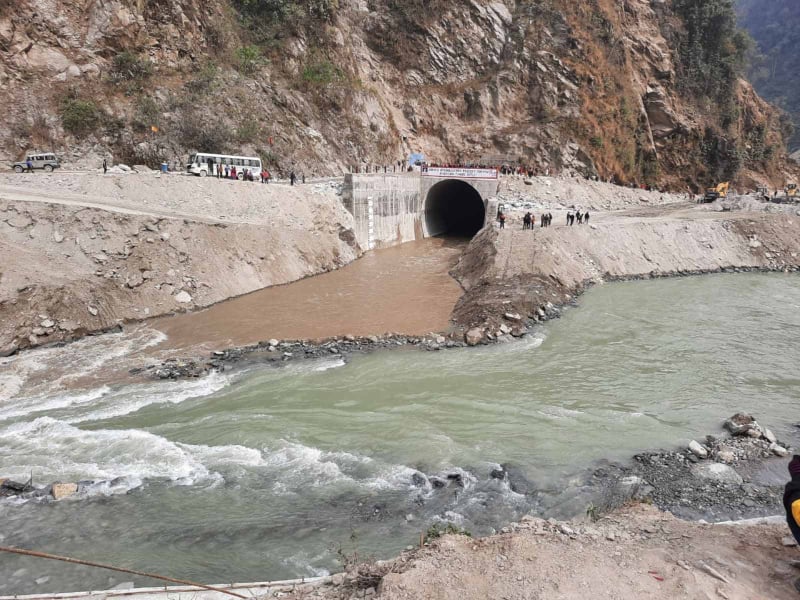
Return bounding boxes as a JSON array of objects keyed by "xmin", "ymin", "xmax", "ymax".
[
  {"xmin": 0, "ymin": 0, "xmax": 792, "ymax": 187},
  {"xmin": 737, "ymin": 0, "xmax": 800, "ymax": 150}
]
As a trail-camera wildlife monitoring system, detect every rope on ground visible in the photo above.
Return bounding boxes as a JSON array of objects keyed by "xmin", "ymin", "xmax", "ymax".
[{"xmin": 0, "ymin": 545, "xmax": 249, "ymax": 599}]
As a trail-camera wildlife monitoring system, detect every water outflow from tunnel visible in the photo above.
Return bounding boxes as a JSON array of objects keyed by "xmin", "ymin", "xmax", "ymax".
[
  {"xmin": 2, "ymin": 274, "xmax": 800, "ymax": 596},
  {"xmin": 424, "ymin": 179, "xmax": 487, "ymax": 237}
]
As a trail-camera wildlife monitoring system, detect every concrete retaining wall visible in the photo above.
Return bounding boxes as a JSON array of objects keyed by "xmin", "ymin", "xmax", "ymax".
[
  {"xmin": 342, "ymin": 174, "xmax": 423, "ymax": 249},
  {"xmin": 343, "ymin": 173, "xmax": 499, "ymax": 249}
]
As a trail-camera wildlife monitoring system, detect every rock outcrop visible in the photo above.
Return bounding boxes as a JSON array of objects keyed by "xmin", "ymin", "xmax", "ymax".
[{"xmin": 0, "ymin": 0, "xmax": 794, "ymax": 188}]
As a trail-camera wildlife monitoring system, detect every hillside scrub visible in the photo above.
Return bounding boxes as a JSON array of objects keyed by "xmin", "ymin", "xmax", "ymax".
[{"xmin": 737, "ymin": 0, "xmax": 800, "ymax": 150}]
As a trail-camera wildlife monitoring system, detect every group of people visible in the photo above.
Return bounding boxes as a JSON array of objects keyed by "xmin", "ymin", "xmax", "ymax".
[
  {"xmin": 566, "ymin": 209, "xmax": 590, "ymax": 226},
  {"xmin": 522, "ymin": 212, "xmax": 553, "ymax": 229}
]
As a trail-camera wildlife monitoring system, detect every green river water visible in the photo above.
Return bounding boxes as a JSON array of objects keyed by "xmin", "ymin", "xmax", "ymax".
[{"xmin": 1, "ymin": 273, "xmax": 799, "ymax": 594}]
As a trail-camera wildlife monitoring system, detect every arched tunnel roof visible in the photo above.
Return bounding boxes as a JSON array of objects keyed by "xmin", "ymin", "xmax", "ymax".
[{"xmin": 424, "ymin": 179, "xmax": 486, "ymax": 237}]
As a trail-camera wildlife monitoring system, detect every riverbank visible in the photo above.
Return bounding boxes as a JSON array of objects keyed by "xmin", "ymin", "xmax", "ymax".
[
  {"xmin": 0, "ymin": 173, "xmax": 360, "ymax": 355},
  {"xmin": 451, "ymin": 202, "xmax": 800, "ymax": 344},
  {"xmin": 282, "ymin": 502, "xmax": 800, "ymax": 600},
  {"xmin": 4, "ymin": 502, "xmax": 796, "ymax": 600}
]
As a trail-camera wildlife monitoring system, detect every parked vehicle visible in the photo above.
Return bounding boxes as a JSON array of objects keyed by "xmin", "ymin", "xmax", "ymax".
[
  {"xmin": 12, "ymin": 152, "xmax": 60, "ymax": 173},
  {"xmin": 186, "ymin": 153, "xmax": 262, "ymax": 180}
]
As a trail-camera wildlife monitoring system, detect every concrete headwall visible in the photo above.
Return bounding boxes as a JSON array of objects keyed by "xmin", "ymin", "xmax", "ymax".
[
  {"xmin": 342, "ymin": 174, "xmax": 423, "ymax": 250},
  {"xmin": 342, "ymin": 173, "xmax": 500, "ymax": 249}
]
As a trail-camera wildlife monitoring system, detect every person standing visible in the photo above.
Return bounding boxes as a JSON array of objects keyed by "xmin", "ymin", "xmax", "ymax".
[
  {"xmin": 103, "ymin": 159, "xmax": 108, "ymax": 174},
  {"xmin": 290, "ymin": 171, "xmax": 296, "ymax": 186},
  {"xmin": 584, "ymin": 212, "xmax": 590, "ymax": 225},
  {"xmin": 784, "ymin": 456, "xmax": 800, "ymax": 593},
  {"xmin": 26, "ymin": 157, "xmax": 34, "ymax": 173},
  {"xmin": 566, "ymin": 210, "xmax": 573, "ymax": 226},
  {"xmin": 498, "ymin": 212, "xmax": 506, "ymax": 229},
  {"xmin": 523, "ymin": 212, "xmax": 531, "ymax": 230},
  {"xmin": 576, "ymin": 210, "xmax": 583, "ymax": 225}
]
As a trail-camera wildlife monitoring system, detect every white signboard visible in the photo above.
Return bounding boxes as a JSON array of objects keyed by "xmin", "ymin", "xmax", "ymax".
[{"xmin": 421, "ymin": 167, "xmax": 498, "ymax": 180}]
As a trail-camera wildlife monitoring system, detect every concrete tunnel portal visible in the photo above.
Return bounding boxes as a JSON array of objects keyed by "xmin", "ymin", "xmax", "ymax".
[{"xmin": 424, "ymin": 179, "xmax": 487, "ymax": 238}]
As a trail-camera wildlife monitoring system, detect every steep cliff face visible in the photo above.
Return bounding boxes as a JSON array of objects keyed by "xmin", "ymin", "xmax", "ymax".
[
  {"xmin": 0, "ymin": 0, "xmax": 793, "ymax": 187},
  {"xmin": 737, "ymin": 0, "xmax": 800, "ymax": 151}
]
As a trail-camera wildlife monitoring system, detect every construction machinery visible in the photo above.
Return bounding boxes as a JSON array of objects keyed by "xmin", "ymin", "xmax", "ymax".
[
  {"xmin": 703, "ymin": 182, "xmax": 730, "ymax": 203},
  {"xmin": 756, "ymin": 186, "xmax": 770, "ymax": 201},
  {"xmin": 786, "ymin": 183, "xmax": 798, "ymax": 199}
]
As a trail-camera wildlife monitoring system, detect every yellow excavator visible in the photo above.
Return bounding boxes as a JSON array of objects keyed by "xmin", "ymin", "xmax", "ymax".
[
  {"xmin": 786, "ymin": 183, "xmax": 798, "ymax": 199},
  {"xmin": 703, "ymin": 182, "xmax": 730, "ymax": 203}
]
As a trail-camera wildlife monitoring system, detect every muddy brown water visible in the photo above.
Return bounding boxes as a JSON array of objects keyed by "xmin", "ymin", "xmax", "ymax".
[{"xmin": 150, "ymin": 237, "xmax": 467, "ymax": 352}]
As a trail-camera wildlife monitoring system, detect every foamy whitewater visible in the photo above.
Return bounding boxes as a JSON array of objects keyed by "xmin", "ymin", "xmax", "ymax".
[{"xmin": 2, "ymin": 274, "xmax": 800, "ymax": 596}]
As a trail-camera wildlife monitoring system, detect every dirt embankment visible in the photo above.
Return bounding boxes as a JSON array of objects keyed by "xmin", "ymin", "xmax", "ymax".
[
  {"xmin": 284, "ymin": 503, "xmax": 799, "ymax": 600},
  {"xmin": 0, "ymin": 173, "xmax": 361, "ymax": 355},
  {"xmin": 452, "ymin": 205, "xmax": 800, "ymax": 342}
]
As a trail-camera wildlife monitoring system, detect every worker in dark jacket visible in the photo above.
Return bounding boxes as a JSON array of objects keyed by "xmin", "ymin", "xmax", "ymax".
[{"xmin": 784, "ymin": 455, "xmax": 800, "ymax": 593}]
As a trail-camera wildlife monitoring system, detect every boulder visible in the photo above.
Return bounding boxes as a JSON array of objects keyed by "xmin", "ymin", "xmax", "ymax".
[
  {"xmin": 692, "ymin": 462, "xmax": 743, "ymax": 485},
  {"xmin": 51, "ymin": 482, "xmax": 78, "ymax": 500},
  {"xmin": 724, "ymin": 413, "xmax": 760, "ymax": 436},
  {"xmin": 174, "ymin": 291, "xmax": 192, "ymax": 304},
  {"xmin": 771, "ymin": 444, "xmax": 789, "ymax": 458},
  {"xmin": 504, "ymin": 312, "xmax": 522, "ymax": 322},
  {"xmin": 490, "ymin": 466, "xmax": 507, "ymax": 480},
  {"xmin": 0, "ymin": 341, "xmax": 19, "ymax": 357},
  {"xmin": 764, "ymin": 429, "xmax": 777, "ymax": 444},
  {"xmin": 688, "ymin": 440, "xmax": 708, "ymax": 459},
  {"xmin": 465, "ymin": 327, "xmax": 484, "ymax": 346}
]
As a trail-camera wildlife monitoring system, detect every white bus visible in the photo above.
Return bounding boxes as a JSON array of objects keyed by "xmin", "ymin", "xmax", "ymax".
[{"xmin": 187, "ymin": 153, "xmax": 263, "ymax": 180}]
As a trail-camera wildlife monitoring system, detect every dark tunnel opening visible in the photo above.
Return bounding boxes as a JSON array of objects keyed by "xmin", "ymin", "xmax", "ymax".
[{"xmin": 424, "ymin": 180, "xmax": 486, "ymax": 238}]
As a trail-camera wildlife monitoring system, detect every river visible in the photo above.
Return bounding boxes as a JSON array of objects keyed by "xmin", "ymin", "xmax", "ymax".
[{"xmin": 1, "ymin": 273, "xmax": 799, "ymax": 595}]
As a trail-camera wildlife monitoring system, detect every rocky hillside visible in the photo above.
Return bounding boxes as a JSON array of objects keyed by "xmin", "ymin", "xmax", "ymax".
[
  {"xmin": 737, "ymin": 0, "xmax": 800, "ymax": 151},
  {"xmin": 0, "ymin": 0, "xmax": 794, "ymax": 188}
]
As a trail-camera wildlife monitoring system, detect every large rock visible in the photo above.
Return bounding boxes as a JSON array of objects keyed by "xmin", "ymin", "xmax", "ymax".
[
  {"xmin": 692, "ymin": 462, "xmax": 743, "ymax": 485},
  {"xmin": 724, "ymin": 413, "xmax": 761, "ymax": 437},
  {"xmin": 174, "ymin": 291, "xmax": 192, "ymax": 304},
  {"xmin": 51, "ymin": 483, "xmax": 78, "ymax": 500},
  {"xmin": 25, "ymin": 46, "xmax": 72, "ymax": 72},
  {"xmin": 465, "ymin": 327, "xmax": 484, "ymax": 346},
  {"xmin": 688, "ymin": 440, "xmax": 708, "ymax": 459}
]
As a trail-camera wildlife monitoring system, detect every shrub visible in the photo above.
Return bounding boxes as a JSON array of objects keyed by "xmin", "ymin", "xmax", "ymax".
[
  {"xmin": 301, "ymin": 59, "xmax": 343, "ymax": 87},
  {"xmin": 110, "ymin": 51, "xmax": 153, "ymax": 82},
  {"xmin": 179, "ymin": 112, "xmax": 231, "ymax": 152},
  {"xmin": 235, "ymin": 45, "xmax": 263, "ymax": 75},
  {"xmin": 133, "ymin": 95, "xmax": 161, "ymax": 131},
  {"xmin": 235, "ymin": 121, "xmax": 262, "ymax": 143},
  {"xmin": 61, "ymin": 98, "xmax": 101, "ymax": 135},
  {"xmin": 423, "ymin": 522, "xmax": 471, "ymax": 544},
  {"xmin": 186, "ymin": 62, "xmax": 220, "ymax": 95}
]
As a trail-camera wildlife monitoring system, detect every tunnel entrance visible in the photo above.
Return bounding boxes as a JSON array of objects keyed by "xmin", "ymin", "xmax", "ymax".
[{"xmin": 424, "ymin": 179, "xmax": 486, "ymax": 237}]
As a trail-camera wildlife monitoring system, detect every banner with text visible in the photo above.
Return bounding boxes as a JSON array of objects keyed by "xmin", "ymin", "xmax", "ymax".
[{"xmin": 421, "ymin": 167, "xmax": 498, "ymax": 180}]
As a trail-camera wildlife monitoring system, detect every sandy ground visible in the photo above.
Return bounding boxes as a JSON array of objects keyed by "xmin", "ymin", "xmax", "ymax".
[
  {"xmin": 0, "ymin": 172, "xmax": 360, "ymax": 354},
  {"xmin": 281, "ymin": 504, "xmax": 799, "ymax": 600}
]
